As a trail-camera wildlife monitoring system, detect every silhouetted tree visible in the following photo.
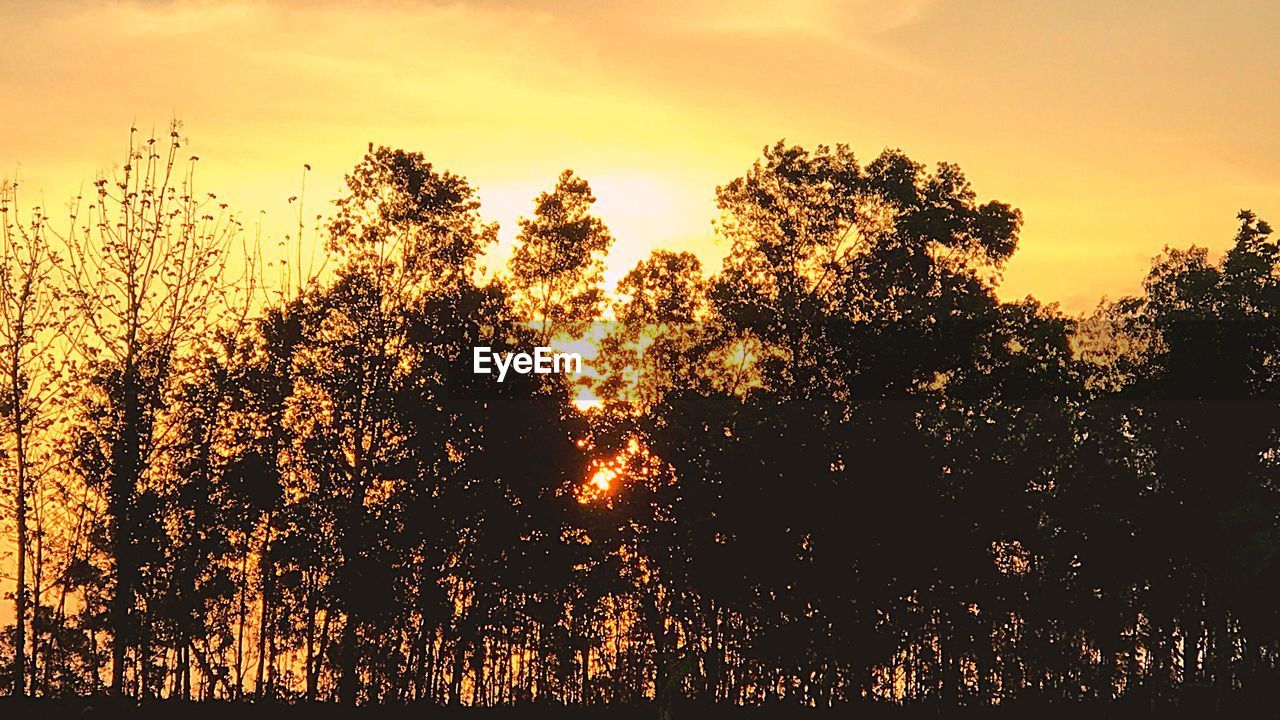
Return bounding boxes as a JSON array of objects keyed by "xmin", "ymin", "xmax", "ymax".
[
  {"xmin": 0, "ymin": 182, "xmax": 67, "ymax": 697},
  {"xmin": 508, "ymin": 170, "xmax": 613, "ymax": 343},
  {"xmin": 596, "ymin": 250, "xmax": 717, "ymax": 409},
  {"xmin": 61, "ymin": 124, "xmax": 238, "ymax": 697},
  {"xmin": 3, "ymin": 129, "xmax": 1279, "ymax": 717}
]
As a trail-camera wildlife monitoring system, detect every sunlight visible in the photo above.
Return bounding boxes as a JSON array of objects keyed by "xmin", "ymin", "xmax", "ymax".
[
  {"xmin": 591, "ymin": 466, "xmax": 617, "ymax": 493},
  {"xmin": 577, "ymin": 462, "xmax": 619, "ymax": 505},
  {"xmin": 577, "ymin": 437, "xmax": 647, "ymax": 506}
]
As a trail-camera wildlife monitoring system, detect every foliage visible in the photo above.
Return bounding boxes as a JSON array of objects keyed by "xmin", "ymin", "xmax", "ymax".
[{"xmin": 0, "ymin": 133, "xmax": 1277, "ymax": 718}]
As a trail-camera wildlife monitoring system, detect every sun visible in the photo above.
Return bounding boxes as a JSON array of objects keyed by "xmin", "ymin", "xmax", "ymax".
[
  {"xmin": 590, "ymin": 467, "xmax": 617, "ymax": 493},
  {"xmin": 578, "ymin": 462, "xmax": 619, "ymax": 505},
  {"xmin": 577, "ymin": 436, "xmax": 647, "ymax": 506}
]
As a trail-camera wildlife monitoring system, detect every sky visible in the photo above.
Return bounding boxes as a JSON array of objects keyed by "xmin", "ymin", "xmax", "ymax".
[{"xmin": 2, "ymin": 0, "xmax": 1278, "ymax": 313}]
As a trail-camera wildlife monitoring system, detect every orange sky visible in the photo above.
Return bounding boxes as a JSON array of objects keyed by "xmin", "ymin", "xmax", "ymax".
[{"xmin": 2, "ymin": 0, "xmax": 1278, "ymax": 313}]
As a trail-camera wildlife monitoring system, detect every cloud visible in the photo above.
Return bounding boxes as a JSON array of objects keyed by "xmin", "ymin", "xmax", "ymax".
[
  {"xmin": 5, "ymin": 0, "xmax": 1279, "ymax": 315},
  {"xmin": 665, "ymin": 0, "xmax": 936, "ymax": 40},
  {"xmin": 94, "ymin": 0, "xmax": 263, "ymax": 37}
]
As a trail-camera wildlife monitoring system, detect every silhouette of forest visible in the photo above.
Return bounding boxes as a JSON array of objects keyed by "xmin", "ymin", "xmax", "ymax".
[{"xmin": 1, "ymin": 126, "xmax": 1279, "ymax": 718}]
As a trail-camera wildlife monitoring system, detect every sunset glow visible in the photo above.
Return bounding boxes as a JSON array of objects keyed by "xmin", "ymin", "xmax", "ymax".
[
  {"xmin": 3, "ymin": 1, "xmax": 1280, "ymax": 713},
  {"xmin": 579, "ymin": 458, "xmax": 621, "ymax": 505},
  {"xmin": 578, "ymin": 437, "xmax": 646, "ymax": 505},
  {"xmin": 3, "ymin": 1, "xmax": 1279, "ymax": 313}
]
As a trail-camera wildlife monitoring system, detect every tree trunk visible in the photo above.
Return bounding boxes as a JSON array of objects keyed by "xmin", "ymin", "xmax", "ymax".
[
  {"xmin": 338, "ymin": 614, "xmax": 359, "ymax": 705},
  {"xmin": 1213, "ymin": 606, "xmax": 1231, "ymax": 715},
  {"xmin": 234, "ymin": 550, "xmax": 248, "ymax": 697},
  {"xmin": 109, "ymin": 373, "xmax": 143, "ymax": 697},
  {"xmin": 255, "ymin": 566, "xmax": 270, "ymax": 698},
  {"xmin": 12, "ymin": 415, "xmax": 27, "ymax": 697},
  {"xmin": 305, "ymin": 571, "xmax": 319, "ymax": 701}
]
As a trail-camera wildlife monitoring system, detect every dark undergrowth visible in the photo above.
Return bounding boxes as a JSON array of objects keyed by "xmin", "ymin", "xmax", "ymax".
[{"xmin": 1, "ymin": 694, "xmax": 1278, "ymax": 720}]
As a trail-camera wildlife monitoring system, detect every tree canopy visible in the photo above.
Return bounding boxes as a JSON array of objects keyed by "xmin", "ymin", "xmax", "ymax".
[{"xmin": 1, "ymin": 132, "xmax": 1278, "ymax": 718}]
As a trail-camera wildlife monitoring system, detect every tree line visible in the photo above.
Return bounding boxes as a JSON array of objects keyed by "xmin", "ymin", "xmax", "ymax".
[{"xmin": 1, "ymin": 126, "xmax": 1278, "ymax": 714}]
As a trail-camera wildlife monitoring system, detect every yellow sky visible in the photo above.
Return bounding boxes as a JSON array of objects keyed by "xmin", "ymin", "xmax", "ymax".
[{"xmin": 2, "ymin": 0, "xmax": 1278, "ymax": 313}]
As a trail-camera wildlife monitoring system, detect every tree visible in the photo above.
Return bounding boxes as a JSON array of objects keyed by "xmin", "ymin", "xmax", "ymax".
[
  {"xmin": 628, "ymin": 141, "xmax": 1029, "ymax": 705},
  {"xmin": 282, "ymin": 145, "xmax": 497, "ymax": 704},
  {"xmin": 1060, "ymin": 211, "xmax": 1280, "ymax": 709},
  {"xmin": 61, "ymin": 124, "xmax": 238, "ymax": 696},
  {"xmin": 6, "ymin": 126, "xmax": 1280, "ymax": 712},
  {"xmin": 0, "ymin": 182, "xmax": 67, "ymax": 696},
  {"xmin": 596, "ymin": 250, "xmax": 715, "ymax": 409},
  {"xmin": 508, "ymin": 170, "xmax": 613, "ymax": 343}
]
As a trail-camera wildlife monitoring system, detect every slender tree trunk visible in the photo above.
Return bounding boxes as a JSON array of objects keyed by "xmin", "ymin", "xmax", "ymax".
[
  {"xmin": 139, "ymin": 616, "xmax": 151, "ymax": 700},
  {"xmin": 424, "ymin": 628, "xmax": 437, "ymax": 703},
  {"xmin": 10, "ymin": 347, "xmax": 28, "ymax": 697},
  {"xmin": 305, "ymin": 570, "xmax": 318, "ymax": 701},
  {"xmin": 267, "ymin": 612, "xmax": 278, "ymax": 698},
  {"xmin": 255, "ymin": 587, "xmax": 270, "ymax": 697},
  {"xmin": 235, "ymin": 550, "xmax": 248, "ymax": 696},
  {"xmin": 109, "ymin": 372, "xmax": 143, "ymax": 697},
  {"xmin": 179, "ymin": 632, "xmax": 191, "ymax": 700},
  {"xmin": 1213, "ymin": 605, "xmax": 1230, "ymax": 714},
  {"xmin": 28, "ymin": 499, "xmax": 43, "ymax": 697},
  {"xmin": 413, "ymin": 616, "xmax": 431, "ymax": 701},
  {"xmin": 1182, "ymin": 614, "xmax": 1200, "ymax": 686},
  {"xmin": 302, "ymin": 605, "xmax": 333, "ymax": 701},
  {"xmin": 338, "ymin": 613, "xmax": 359, "ymax": 705},
  {"xmin": 255, "ymin": 512, "xmax": 275, "ymax": 699},
  {"xmin": 12, "ymin": 432, "xmax": 27, "ymax": 696},
  {"xmin": 580, "ymin": 644, "xmax": 590, "ymax": 705},
  {"xmin": 449, "ymin": 630, "xmax": 467, "ymax": 705}
]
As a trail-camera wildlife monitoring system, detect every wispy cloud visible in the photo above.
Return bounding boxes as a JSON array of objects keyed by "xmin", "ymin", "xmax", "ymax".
[
  {"xmin": 667, "ymin": 0, "xmax": 935, "ymax": 40},
  {"xmin": 3, "ymin": 0, "xmax": 1279, "ymax": 314}
]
